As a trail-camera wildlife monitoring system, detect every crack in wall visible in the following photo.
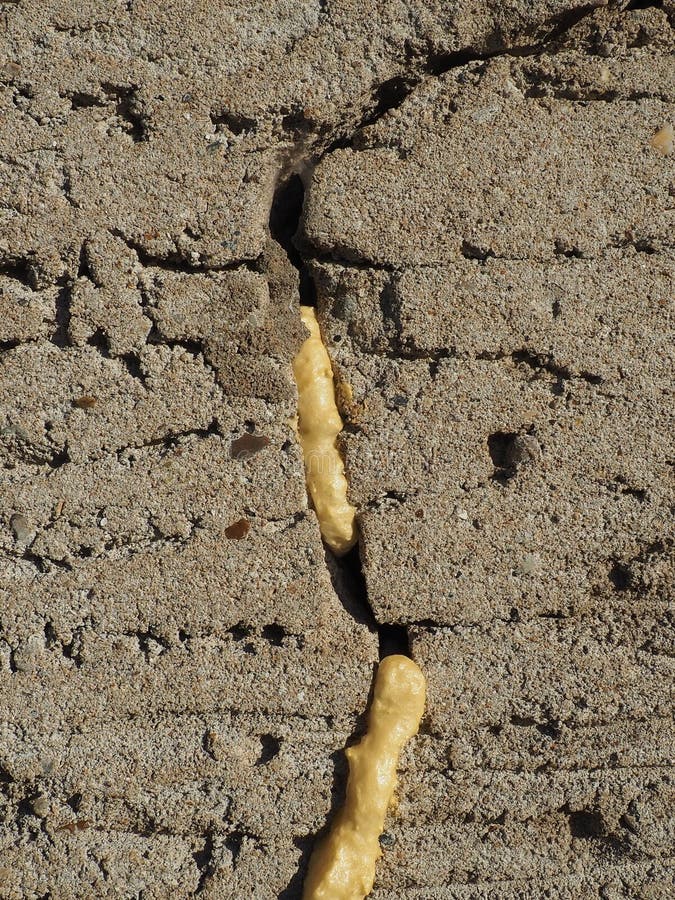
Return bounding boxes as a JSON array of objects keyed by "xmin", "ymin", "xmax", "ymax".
[
  {"xmin": 299, "ymin": 1, "xmax": 608, "ymax": 160},
  {"xmin": 2, "ymin": 2, "xmax": 668, "ymax": 893},
  {"xmin": 269, "ymin": 168, "xmax": 410, "ymax": 661}
]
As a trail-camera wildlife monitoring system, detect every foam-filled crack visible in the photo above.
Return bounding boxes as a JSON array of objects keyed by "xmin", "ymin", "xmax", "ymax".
[{"xmin": 270, "ymin": 167, "xmax": 426, "ymax": 898}]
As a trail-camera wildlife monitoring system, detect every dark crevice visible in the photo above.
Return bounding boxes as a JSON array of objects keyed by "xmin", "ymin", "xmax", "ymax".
[
  {"xmin": 224, "ymin": 827, "xmax": 262, "ymax": 866},
  {"xmin": 269, "ymin": 173, "xmax": 316, "ymax": 306},
  {"xmin": 47, "ymin": 447, "xmax": 71, "ymax": 469},
  {"xmin": 193, "ymin": 830, "xmax": 215, "ymax": 893},
  {"xmin": 424, "ymin": 45, "xmax": 490, "ymax": 76},
  {"xmin": 316, "ymin": 3, "xmax": 605, "ymax": 162},
  {"xmin": 256, "ymin": 734, "xmax": 282, "ymax": 765},
  {"xmin": 269, "ymin": 160, "xmax": 412, "ymax": 662},
  {"xmin": 87, "ymin": 328, "xmax": 149, "ymax": 384},
  {"xmin": 116, "ymin": 420, "xmax": 221, "ymax": 460},
  {"xmin": 280, "ymin": 106, "xmax": 318, "ymax": 139},
  {"xmin": 132, "ymin": 628, "xmax": 171, "ymax": 662},
  {"xmin": 461, "ymin": 240, "xmax": 496, "ymax": 261},
  {"xmin": 488, "ymin": 431, "xmax": 519, "ymax": 482},
  {"xmin": 64, "ymin": 91, "xmax": 105, "ymax": 110},
  {"xmin": 86, "ymin": 328, "xmax": 111, "ymax": 353},
  {"xmin": 303, "ymin": 247, "xmax": 395, "ymax": 273},
  {"xmin": 66, "ymin": 793, "xmax": 82, "ymax": 812},
  {"xmin": 366, "ymin": 490, "xmax": 409, "ymax": 510},
  {"xmin": 614, "ymin": 476, "xmax": 647, "ymax": 503},
  {"xmin": 609, "ymin": 561, "xmax": 632, "ymax": 592},
  {"xmin": 329, "ymin": 75, "xmax": 421, "ymax": 153},
  {"xmin": 512, "ymin": 349, "xmax": 603, "ymax": 386},
  {"xmin": 625, "ymin": 0, "xmax": 663, "ymax": 9},
  {"xmin": 120, "ymin": 353, "xmax": 145, "ymax": 382},
  {"xmin": 389, "ymin": 347, "xmax": 454, "ymax": 374},
  {"xmin": 100, "ymin": 83, "xmax": 146, "ymax": 142},
  {"xmin": 44, "ymin": 621, "xmax": 83, "ymax": 667},
  {"xmin": 269, "ymin": 173, "xmax": 304, "ymax": 268},
  {"xmin": 378, "ymin": 624, "xmax": 411, "ymax": 657},
  {"xmin": 21, "ymin": 550, "xmax": 73, "ymax": 574},
  {"xmin": 109, "ymin": 228, "xmax": 262, "ymax": 274},
  {"xmin": 324, "ymin": 546, "xmax": 376, "ymax": 631},
  {"xmin": 209, "ymin": 109, "xmax": 257, "ymax": 136},
  {"xmin": 52, "ymin": 277, "xmax": 73, "ymax": 347},
  {"xmin": 526, "ymin": 3, "xmax": 604, "ymax": 48},
  {"xmin": 146, "ymin": 335, "xmax": 205, "ymax": 358},
  {"xmin": 0, "ymin": 257, "xmax": 33, "ymax": 287},
  {"xmin": 77, "ymin": 242, "xmax": 93, "ymax": 280},
  {"xmin": 512, "ymin": 349, "xmax": 571, "ymax": 380},
  {"xmin": 561, "ymin": 805, "xmax": 630, "ymax": 854}
]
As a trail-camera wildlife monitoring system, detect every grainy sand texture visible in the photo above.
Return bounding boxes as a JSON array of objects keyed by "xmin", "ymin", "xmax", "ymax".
[{"xmin": 0, "ymin": 1, "xmax": 673, "ymax": 897}]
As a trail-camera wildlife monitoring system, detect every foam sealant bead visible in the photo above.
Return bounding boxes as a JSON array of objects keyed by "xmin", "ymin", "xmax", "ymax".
[
  {"xmin": 292, "ymin": 305, "xmax": 358, "ymax": 556},
  {"xmin": 303, "ymin": 655, "xmax": 427, "ymax": 899}
]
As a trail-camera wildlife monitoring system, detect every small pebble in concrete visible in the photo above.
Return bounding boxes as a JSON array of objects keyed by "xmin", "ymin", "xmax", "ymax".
[
  {"xmin": 230, "ymin": 433, "xmax": 271, "ymax": 459},
  {"xmin": 10, "ymin": 513, "xmax": 35, "ymax": 545},
  {"xmin": 225, "ymin": 518, "xmax": 250, "ymax": 540}
]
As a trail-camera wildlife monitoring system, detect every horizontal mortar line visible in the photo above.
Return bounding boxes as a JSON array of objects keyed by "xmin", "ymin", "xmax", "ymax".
[
  {"xmin": 2, "ymin": 430, "xmax": 228, "ymax": 480},
  {"xmin": 3, "ymin": 709, "xmax": 347, "ymax": 725},
  {"xmin": 523, "ymin": 91, "xmax": 673, "ymax": 103},
  {"xmin": 66, "ymin": 424, "xmax": 223, "ymax": 465},
  {"xmin": 306, "ymin": 247, "xmax": 673, "ymax": 272},
  {"xmin": 9, "ymin": 621, "xmax": 311, "ymax": 642},
  {"xmin": 398, "ymin": 860, "xmax": 675, "ymax": 891},
  {"xmin": 430, "ymin": 761, "xmax": 675, "ymax": 776},
  {"xmin": 0, "ymin": 529, "xmax": 201, "ymax": 564},
  {"xmin": 34, "ymin": 820, "xmax": 265, "ymax": 843},
  {"xmin": 6, "ymin": 709, "xmax": 361, "ymax": 728},
  {"xmin": 108, "ymin": 227, "xmax": 263, "ymax": 274},
  {"xmin": 3, "ymin": 775, "xmax": 348, "ymax": 793},
  {"xmin": 0, "ymin": 337, "xmax": 45, "ymax": 353},
  {"xmin": 2, "ymin": 609, "xmax": 663, "ymax": 638},
  {"xmin": 7, "ymin": 712, "xmax": 670, "ymax": 738},
  {"xmin": 433, "ymin": 715, "xmax": 675, "ymax": 734},
  {"xmin": 4, "ymin": 761, "xmax": 669, "ymax": 786}
]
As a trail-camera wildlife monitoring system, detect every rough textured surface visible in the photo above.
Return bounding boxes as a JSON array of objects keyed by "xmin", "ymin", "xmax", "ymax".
[{"xmin": 1, "ymin": 1, "xmax": 674, "ymax": 897}]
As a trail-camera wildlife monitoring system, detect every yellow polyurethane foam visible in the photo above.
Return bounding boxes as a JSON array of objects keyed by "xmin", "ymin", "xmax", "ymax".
[
  {"xmin": 293, "ymin": 306, "xmax": 358, "ymax": 556},
  {"xmin": 303, "ymin": 655, "xmax": 427, "ymax": 899}
]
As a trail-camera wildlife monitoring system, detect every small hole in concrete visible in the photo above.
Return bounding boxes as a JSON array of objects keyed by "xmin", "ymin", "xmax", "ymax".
[
  {"xmin": 609, "ymin": 562, "xmax": 631, "ymax": 592},
  {"xmin": 257, "ymin": 734, "xmax": 282, "ymax": 765},
  {"xmin": 568, "ymin": 809, "xmax": 604, "ymax": 839}
]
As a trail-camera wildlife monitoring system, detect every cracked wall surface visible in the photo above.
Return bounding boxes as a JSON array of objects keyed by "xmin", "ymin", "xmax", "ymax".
[{"xmin": 0, "ymin": 1, "xmax": 674, "ymax": 897}]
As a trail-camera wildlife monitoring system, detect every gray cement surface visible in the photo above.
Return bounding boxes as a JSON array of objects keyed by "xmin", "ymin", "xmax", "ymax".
[{"xmin": 0, "ymin": 1, "xmax": 673, "ymax": 897}]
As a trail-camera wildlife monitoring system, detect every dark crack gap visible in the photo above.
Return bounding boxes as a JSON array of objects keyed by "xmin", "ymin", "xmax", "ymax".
[
  {"xmin": 316, "ymin": 2, "xmax": 605, "ymax": 159},
  {"xmin": 269, "ymin": 172, "xmax": 316, "ymax": 306},
  {"xmin": 268, "ymin": 164, "xmax": 409, "ymax": 660},
  {"xmin": 326, "ymin": 546, "xmax": 409, "ymax": 659}
]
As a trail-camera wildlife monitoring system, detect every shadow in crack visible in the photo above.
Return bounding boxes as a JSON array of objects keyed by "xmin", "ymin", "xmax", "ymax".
[
  {"xmin": 324, "ymin": 544, "xmax": 376, "ymax": 631},
  {"xmin": 269, "ymin": 171, "xmax": 316, "ymax": 307},
  {"xmin": 325, "ymin": 544, "xmax": 410, "ymax": 660}
]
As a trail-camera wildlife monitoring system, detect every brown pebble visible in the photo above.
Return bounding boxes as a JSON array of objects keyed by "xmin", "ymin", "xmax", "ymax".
[
  {"xmin": 73, "ymin": 396, "xmax": 98, "ymax": 409},
  {"xmin": 505, "ymin": 434, "xmax": 541, "ymax": 468},
  {"xmin": 10, "ymin": 513, "xmax": 34, "ymax": 543},
  {"xmin": 650, "ymin": 124, "xmax": 673, "ymax": 156},
  {"xmin": 225, "ymin": 518, "xmax": 250, "ymax": 539},
  {"xmin": 55, "ymin": 820, "xmax": 91, "ymax": 833},
  {"xmin": 230, "ymin": 433, "xmax": 270, "ymax": 460}
]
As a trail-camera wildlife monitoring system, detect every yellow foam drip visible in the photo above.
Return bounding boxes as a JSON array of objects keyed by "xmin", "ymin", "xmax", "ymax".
[
  {"xmin": 293, "ymin": 306, "xmax": 358, "ymax": 555},
  {"xmin": 303, "ymin": 655, "xmax": 427, "ymax": 899}
]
